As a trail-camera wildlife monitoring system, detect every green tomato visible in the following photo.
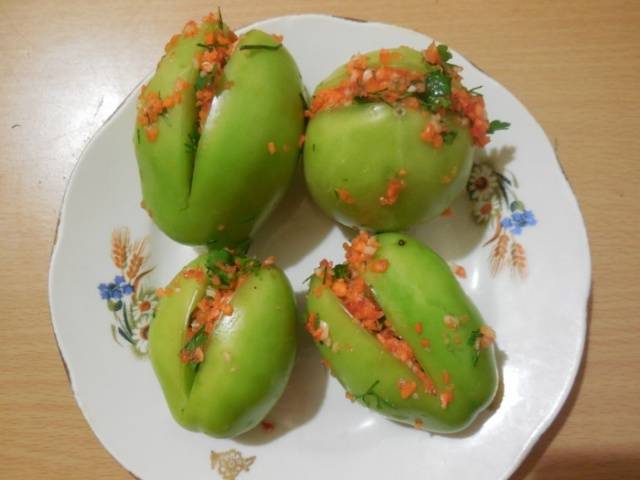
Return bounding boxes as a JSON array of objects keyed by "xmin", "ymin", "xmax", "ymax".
[
  {"xmin": 305, "ymin": 232, "xmax": 498, "ymax": 433},
  {"xmin": 149, "ymin": 251, "xmax": 297, "ymax": 437},
  {"xmin": 303, "ymin": 47, "xmax": 473, "ymax": 231},
  {"xmin": 135, "ymin": 24, "xmax": 305, "ymax": 246}
]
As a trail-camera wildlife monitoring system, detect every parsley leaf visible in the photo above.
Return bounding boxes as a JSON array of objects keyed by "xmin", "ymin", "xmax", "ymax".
[
  {"xmin": 333, "ymin": 264, "xmax": 349, "ymax": 279},
  {"xmin": 436, "ymin": 44, "xmax": 453, "ymax": 63},
  {"xmin": 239, "ymin": 44, "xmax": 282, "ymax": 51},
  {"xmin": 422, "ymin": 70, "xmax": 452, "ymax": 111},
  {"xmin": 183, "ymin": 327, "xmax": 208, "ymax": 352},
  {"xmin": 185, "ymin": 131, "xmax": 200, "ymax": 155},
  {"xmin": 206, "ymin": 249, "xmax": 235, "ymax": 286},
  {"xmin": 237, "ymin": 257, "xmax": 260, "ymax": 274},
  {"xmin": 207, "ymin": 249, "xmax": 234, "ymax": 266},
  {"xmin": 467, "ymin": 329, "xmax": 481, "ymax": 346},
  {"xmin": 468, "ymin": 329, "xmax": 482, "ymax": 367},
  {"xmin": 354, "ymin": 380, "xmax": 394, "ymax": 410},
  {"xmin": 217, "ymin": 6, "xmax": 224, "ymax": 30},
  {"xmin": 195, "ymin": 74, "xmax": 211, "ymax": 91},
  {"xmin": 442, "ymin": 131, "xmax": 457, "ymax": 145},
  {"xmin": 487, "ymin": 120, "xmax": 511, "ymax": 134}
]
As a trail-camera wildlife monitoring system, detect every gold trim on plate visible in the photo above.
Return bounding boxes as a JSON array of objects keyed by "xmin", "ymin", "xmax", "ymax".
[{"xmin": 210, "ymin": 449, "xmax": 256, "ymax": 480}]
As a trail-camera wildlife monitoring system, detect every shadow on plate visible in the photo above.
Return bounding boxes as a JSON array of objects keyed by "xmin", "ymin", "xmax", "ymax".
[
  {"xmin": 411, "ymin": 146, "xmax": 517, "ymax": 261},
  {"xmin": 235, "ymin": 325, "xmax": 328, "ymax": 445},
  {"xmin": 511, "ymin": 290, "xmax": 593, "ymax": 479},
  {"xmin": 250, "ymin": 164, "xmax": 335, "ymax": 269}
]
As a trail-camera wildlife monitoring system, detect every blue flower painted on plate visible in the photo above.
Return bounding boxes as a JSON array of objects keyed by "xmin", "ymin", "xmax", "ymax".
[
  {"xmin": 97, "ymin": 228, "xmax": 157, "ymax": 355},
  {"xmin": 98, "ymin": 275, "xmax": 134, "ymax": 300},
  {"xmin": 466, "ymin": 149, "xmax": 537, "ymax": 278},
  {"xmin": 500, "ymin": 210, "xmax": 537, "ymax": 235}
]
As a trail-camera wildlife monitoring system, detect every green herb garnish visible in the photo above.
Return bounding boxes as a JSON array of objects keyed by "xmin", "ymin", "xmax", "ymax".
[
  {"xmin": 236, "ymin": 257, "xmax": 260, "ymax": 274},
  {"xmin": 442, "ymin": 131, "xmax": 457, "ymax": 144},
  {"xmin": 185, "ymin": 131, "xmax": 200, "ymax": 155},
  {"xmin": 239, "ymin": 44, "xmax": 283, "ymax": 51},
  {"xmin": 422, "ymin": 70, "xmax": 452, "ymax": 111},
  {"xmin": 333, "ymin": 264, "xmax": 349, "ymax": 279},
  {"xmin": 206, "ymin": 249, "xmax": 235, "ymax": 285},
  {"xmin": 195, "ymin": 73, "xmax": 211, "ymax": 91},
  {"xmin": 468, "ymin": 329, "xmax": 482, "ymax": 366},
  {"xmin": 354, "ymin": 380, "xmax": 394, "ymax": 410},
  {"xmin": 437, "ymin": 44, "xmax": 453, "ymax": 63},
  {"xmin": 183, "ymin": 327, "xmax": 208, "ymax": 352},
  {"xmin": 217, "ymin": 6, "xmax": 224, "ymax": 30},
  {"xmin": 467, "ymin": 329, "xmax": 481, "ymax": 346},
  {"xmin": 487, "ymin": 120, "xmax": 510, "ymax": 134}
]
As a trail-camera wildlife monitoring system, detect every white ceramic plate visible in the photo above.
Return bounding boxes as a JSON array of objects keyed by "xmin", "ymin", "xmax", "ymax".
[{"xmin": 49, "ymin": 14, "xmax": 590, "ymax": 480}]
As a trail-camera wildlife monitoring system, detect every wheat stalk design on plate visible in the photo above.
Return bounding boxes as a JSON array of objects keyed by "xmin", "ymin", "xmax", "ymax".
[
  {"xmin": 510, "ymin": 241, "xmax": 527, "ymax": 277},
  {"xmin": 466, "ymin": 149, "xmax": 537, "ymax": 278},
  {"xmin": 490, "ymin": 233, "xmax": 511, "ymax": 275},
  {"xmin": 99, "ymin": 227, "xmax": 157, "ymax": 355},
  {"xmin": 126, "ymin": 238, "xmax": 147, "ymax": 281},
  {"xmin": 111, "ymin": 228, "xmax": 129, "ymax": 270}
]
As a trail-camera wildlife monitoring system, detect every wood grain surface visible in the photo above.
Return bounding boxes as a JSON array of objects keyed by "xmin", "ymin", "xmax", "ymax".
[{"xmin": 1, "ymin": 0, "xmax": 638, "ymax": 478}]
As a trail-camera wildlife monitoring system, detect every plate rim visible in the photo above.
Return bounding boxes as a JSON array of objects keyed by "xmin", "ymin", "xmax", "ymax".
[{"xmin": 48, "ymin": 13, "xmax": 592, "ymax": 480}]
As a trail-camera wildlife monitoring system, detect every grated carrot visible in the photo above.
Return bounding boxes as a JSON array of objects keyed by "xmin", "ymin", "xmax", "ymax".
[
  {"xmin": 379, "ymin": 175, "xmax": 406, "ymax": 206},
  {"xmin": 335, "ymin": 188, "xmax": 355, "ymax": 204},
  {"xmin": 145, "ymin": 125, "xmax": 159, "ymax": 142},
  {"xmin": 369, "ymin": 259, "xmax": 389, "ymax": 273},
  {"xmin": 398, "ymin": 379, "xmax": 417, "ymax": 399},
  {"xmin": 440, "ymin": 388, "xmax": 454, "ymax": 409},
  {"xmin": 453, "ymin": 265, "xmax": 467, "ymax": 279}
]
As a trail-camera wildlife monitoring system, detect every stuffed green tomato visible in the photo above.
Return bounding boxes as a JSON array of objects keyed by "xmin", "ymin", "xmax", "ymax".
[
  {"xmin": 149, "ymin": 249, "xmax": 296, "ymax": 437},
  {"xmin": 305, "ymin": 232, "xmax": 498, "ymax": 432},
  {"xmin": 303, "ymin": 43, "xmax": 508, "ymax": 231},
  {"xmin": 135, "ymin": 12, "xmax": 305, "ymax": 246}
]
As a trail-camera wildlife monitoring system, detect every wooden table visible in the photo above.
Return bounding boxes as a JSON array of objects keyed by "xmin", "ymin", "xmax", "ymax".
[{"xmin": 1, "ymin": 0, "xmax": 638, "ymax": 478}]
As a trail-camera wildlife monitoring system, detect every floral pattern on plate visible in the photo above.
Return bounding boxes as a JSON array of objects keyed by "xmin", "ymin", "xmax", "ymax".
[
  {"xmin": 97, "ymin": 227, "xmax": 157, "ymax": 354},
  {"xmin": 467, "ymin": 150, "xmax": 537, "ymax": 277}
]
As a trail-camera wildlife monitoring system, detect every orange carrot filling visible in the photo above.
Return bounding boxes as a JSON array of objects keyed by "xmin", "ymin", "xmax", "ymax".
[
  {"xmin": 310, "ymin": 232, "xmax": 437, "ymax": 395},
  {"xmin": 453, "ymin": 264, "xmax": 467, "ymax": 278},
  {"xmin": 180, "ymin": 289, "xmax": 234, "ymax": 364},
  {"xmin": 398, "ymin": 379, "xmax": 417, "ymax": 399},
  {"xmin": 179, "ymin": 251, "xmax": 265, "ymax": 366},
  {"xmin": 335, "ymin": 188, "xmax": 355, "ymax": 204},
  {"xmin": 136, "ymin": 13, "xmax": 238, "ymax": 142},
  {"xmin": 307, "ymin": 55, "xmax": 424, "ymax": 117},
  {"xmin": 379, "ymin": 171, "xmax": 407, "ymax": 206},
  {"xmin": 306, "ymin": 42, "xmax": 497, "ymax": 148}
]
